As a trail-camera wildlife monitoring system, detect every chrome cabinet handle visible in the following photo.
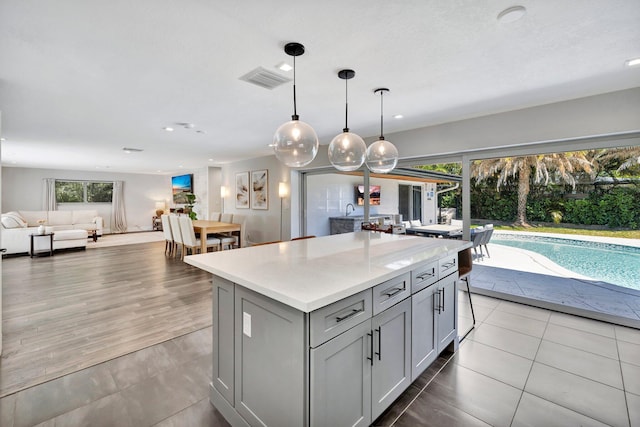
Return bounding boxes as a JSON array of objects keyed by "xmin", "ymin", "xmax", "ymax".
[
  {"xmin": 367, "ymin": 332, "xmax": 373, "ymax": 366},
  {"xmin": 441, "ymin": 288, "xmax": 445, "ymax": 312},
  {"xmin": 442, "ymin": 261, "xmax": 456, "ymax": 269},
  {"xmin": 434, "ymin": 289, "xmax": 443, "ymax": 314},
  {"xmin": 336, "ymin": 308, "xmax": 362, "ymax": 322},
  {"xmin": 417, "ymin": 269, "xmax": 435, "ymax": 280},
  {"xmin": 375, "ymin": 327, "xmax": 382, "ymax": 360},
  {"xmin": 383, "ymin": 287, "xmax": 403, "ymax": 298}
]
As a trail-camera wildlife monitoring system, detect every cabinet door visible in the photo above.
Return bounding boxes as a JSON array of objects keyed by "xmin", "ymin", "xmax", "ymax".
[
  {"xmin": 411, "ymin": 285, "xmax": 437, "ymax": 381},
  {"xmin": 311, "ymin": 320, "xmax": 372, "ymax": 427},
  {"xmin": 371, "ymin": 298, "xmax": 412, "ymax": 421},
  {"xmin": 235, "ymin": 287, "xmax": 305, "ymax": 427},
  {"xmin": 212, "ymin": 276, "xmax": 235, "ymax": 405},
  {"xmin": 436, "ymin": 274, "xmax": 458, "ymax": 353}
]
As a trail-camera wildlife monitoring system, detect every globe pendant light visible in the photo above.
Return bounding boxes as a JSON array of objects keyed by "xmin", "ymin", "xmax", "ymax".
[
  {"xmin": 273, "ymin": 42, "xmax": 319, "ymax": 168},
  {"xmin": 328, "ymin": 69, "xmax": 367, "ymax": 172},
  {"xmin": 366, "ymin": 88, "xmax": 399, "ymax": 173}
]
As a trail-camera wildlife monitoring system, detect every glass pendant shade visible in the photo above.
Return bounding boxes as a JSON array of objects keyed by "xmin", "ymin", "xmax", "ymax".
[
  {"xmin": 328, "ymin": 131, "xmax": 367, "ymax": 171},
  {"xmin": 273, "ymin": 119, "xmax": 319, "ymax": 167},
  {"xmin": 365, "ymin": 138, "xmax": 398, "ymax": 173}
]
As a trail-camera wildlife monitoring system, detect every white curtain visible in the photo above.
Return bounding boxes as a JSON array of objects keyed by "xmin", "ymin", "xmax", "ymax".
[
  {"xmin": 112, "ymin": 181, "xmax": 127, "ymax": 233},
  {"xmin": 43, "ymin": 178, "xmax": 56, "ymax": 211}
]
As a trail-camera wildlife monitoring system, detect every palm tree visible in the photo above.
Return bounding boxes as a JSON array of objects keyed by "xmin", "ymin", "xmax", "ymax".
[
  {"xmin": 471, "ymin": 153, "xmax": 593, "ymax": 226},
  {"xmin": 589, "ymin": 146, "xmax": 640, "ymax": 176}
]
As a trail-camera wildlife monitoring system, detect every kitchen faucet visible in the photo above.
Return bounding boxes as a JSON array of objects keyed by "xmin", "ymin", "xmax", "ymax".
[{"xmin": 345, "ymin": 203, "xmax": 355, "ymax": 216}]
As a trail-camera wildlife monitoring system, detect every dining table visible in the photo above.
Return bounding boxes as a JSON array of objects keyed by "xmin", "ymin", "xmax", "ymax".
[
  {"xmin": 405, "ymin": 224, "xmax": 463, "ymax": 239},
  {"xmin": 191, "ymin": 220, "xmax": 242, "ymax": 253}
]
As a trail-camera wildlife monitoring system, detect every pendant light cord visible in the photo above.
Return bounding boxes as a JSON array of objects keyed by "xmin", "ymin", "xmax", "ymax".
[
  {"xmin": 379, "ymin": 90, "xmax": 385, "ymax": 140},
  {"xmin": 343, "ymin": 77, "xmax": 349, "ymax": 132},
  {"xmin": 292, "ymin": 55, "xmax": 298, "ymax": 120}
]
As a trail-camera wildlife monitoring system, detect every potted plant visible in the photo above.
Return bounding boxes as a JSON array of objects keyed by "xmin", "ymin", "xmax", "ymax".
[{"xmin": 184, "ymin": 193, "xmax": 197, "ymax": 220}]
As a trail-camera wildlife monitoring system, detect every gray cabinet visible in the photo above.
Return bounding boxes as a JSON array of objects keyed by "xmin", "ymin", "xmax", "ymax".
[
  {"xmin": 212, "ymin": 277, "xmax": 235, "ymax": 405},
  {"xmin": 411, "ymin": 284, "xmax": 437, "ymax": 381},
  {"xmin": 371, "ymin": 298, "xmax": 412, "ymax": 420},
  {"xmin": 436, "ymin": 274, "xmax": 457, "ymax": 353},
  {"xmin": 311, "ymin": 297, "xmax": 411, "ymax": 426},
  {"xmin": 234, "ymin": 286, "xmax": 306, "ymax": 427},
  {"xmin": 310, "ymin": 319, "xmax": 372, "ymax": 427},
  {"xmin": 411, "ymin": 271, "xmax": 459, "ymax": 381}
]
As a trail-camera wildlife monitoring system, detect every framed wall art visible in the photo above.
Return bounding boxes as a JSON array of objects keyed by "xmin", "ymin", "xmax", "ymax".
[
  {"xmin": 235, "ymin": 172, "xmax": 249, "ymax": 209},
  {"xmin": 251, "ymin": 169, "xmax": 268, "ymax": 210}
]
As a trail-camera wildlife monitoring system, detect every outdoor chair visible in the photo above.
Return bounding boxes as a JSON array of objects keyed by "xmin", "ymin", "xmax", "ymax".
[
  {"xmin": 470, "ymin": 227, "xmax": 486, "ymax": 260},
  {"xmin": 479, "ymin": 224, "xmax": 494, "ymax": 258}
]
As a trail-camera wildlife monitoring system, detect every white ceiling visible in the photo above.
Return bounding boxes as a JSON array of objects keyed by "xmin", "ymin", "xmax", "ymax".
[{"xmin": 1, "ymin": 0, "xmax": 639, "ymax": 175}]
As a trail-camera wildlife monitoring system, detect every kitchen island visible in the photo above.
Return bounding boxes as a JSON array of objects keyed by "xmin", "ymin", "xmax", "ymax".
[{"xmin": 185, "ymin": 231, "xmax": 472, "ymax": 427}]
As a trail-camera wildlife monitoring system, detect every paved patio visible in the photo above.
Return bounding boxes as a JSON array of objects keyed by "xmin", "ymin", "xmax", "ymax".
[{"xmin": 468, "ymin": 232, "xmax": 640, "ymax": 328}]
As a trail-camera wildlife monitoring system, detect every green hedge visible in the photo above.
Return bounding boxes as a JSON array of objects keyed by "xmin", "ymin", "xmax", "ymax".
[{"xmin": 464, "ymin": 181, "xmax": 640, "ymax": 229}]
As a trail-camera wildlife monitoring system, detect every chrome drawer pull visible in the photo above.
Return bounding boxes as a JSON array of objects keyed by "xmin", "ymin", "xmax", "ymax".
[
  {"xmin": 383, "ymin": 287, "xmax": 403, "ymax": 298},
  {"xmin": 442, "ymin": 261, "xmax": 456, "ymax": 269},
  {"xmin": 335, "ymin": 308, "xmax": 362, "ymax": 322},
  {"xmin": 416, "ymin": 269, "xmax": 435, "ymax": 280}
]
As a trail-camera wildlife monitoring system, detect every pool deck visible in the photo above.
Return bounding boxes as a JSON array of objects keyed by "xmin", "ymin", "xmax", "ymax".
[{"xmin": 469, "ymin": 231, "xmax": 640, "ymax": 328}]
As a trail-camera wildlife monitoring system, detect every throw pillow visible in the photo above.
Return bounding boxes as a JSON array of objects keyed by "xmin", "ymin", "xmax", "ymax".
[{"xmin": 1, "ymin": 213, "xmax": 27, "ymax": 229}]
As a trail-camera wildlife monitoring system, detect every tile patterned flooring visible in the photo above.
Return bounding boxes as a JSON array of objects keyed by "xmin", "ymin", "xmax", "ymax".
[{"xmin": 1, "ymin": 292, "xmax": 639, "ymax": 426}]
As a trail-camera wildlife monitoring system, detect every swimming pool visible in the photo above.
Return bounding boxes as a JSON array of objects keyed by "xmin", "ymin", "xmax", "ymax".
[{"xmin": 490, "ymin": 234, "xmax": 640, "ymax": 291}]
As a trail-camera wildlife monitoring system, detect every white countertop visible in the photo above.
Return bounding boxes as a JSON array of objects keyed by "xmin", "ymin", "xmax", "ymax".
[{"xmin": 184, "ymin": 231, "xmax": 471, "ymax": 313}]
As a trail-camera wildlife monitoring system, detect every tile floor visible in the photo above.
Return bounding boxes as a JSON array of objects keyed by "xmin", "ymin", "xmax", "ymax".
[{"xmin": 1, "ymin": 292, "xmax": 639, "ymax": 427}]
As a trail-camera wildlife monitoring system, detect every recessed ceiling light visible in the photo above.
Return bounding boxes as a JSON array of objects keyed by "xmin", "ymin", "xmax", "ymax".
[
  {"xmin": 393, "ymin": 114, "xmax": 404, "ymax": 119},
  {"xmin": 625, "ymin": 58, "xmax": 640, "ymax": 67},
  {"xmin": 163, "ymin": 127, "xmax": 174, "ymax": 132},
  {"xmin": 497, "ymin": 6, "xmax": 526, "ymax": 23},
  {"xmin": 208, "ymin": 158, "xmax": 214, "ymax": 162},
  {"xmin": 277, "ymin": 62, "xmax": 293, "ymax": 72},
  {"xmin": 0, "ymin": 138, "xmax": 6, "ymax": 141}
]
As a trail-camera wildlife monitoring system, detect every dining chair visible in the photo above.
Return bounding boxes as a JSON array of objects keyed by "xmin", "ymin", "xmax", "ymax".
[
  {"xmin": 169, "ymin": 215, "xmax": 184, "ymax": 259},
  {"xmin": 178, "ymin": 216, "xmax": 221, "ymax": 259},
  {"xmin": 210, "ymin": 211, "xmax": 221, "ymax": 221},
  {"xmin": 161, "ymin": 214, "xmax": 174, "ymax": 256},
  {"xmin": 220, "ymin": 213, "xmax": 233, "ymax": 223},
  {"xmin": 218, "ymin": 214, "xmax": 246, "ymax": 250}
]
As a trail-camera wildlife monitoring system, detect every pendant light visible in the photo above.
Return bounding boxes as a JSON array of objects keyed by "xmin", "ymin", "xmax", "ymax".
[
  {"xmin": 365, "ymin": 88, "xmax": 398, "ymax": 173},
  {"xmin": 328, "ymin": 69, "xmax": 367, "ymax": 172},
  {"xmin": 273, "ymin": 42, "xmax": 319, "ymax": 168}
]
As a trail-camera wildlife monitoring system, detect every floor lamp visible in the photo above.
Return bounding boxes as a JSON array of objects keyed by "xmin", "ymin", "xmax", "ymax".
[
  {"xmin": 279, "ymin": 182, "xmax": 289, "ymax": 241},
  {"xmin": 220, "ymin": 186, "xmax": 227, "ymax": 214}
]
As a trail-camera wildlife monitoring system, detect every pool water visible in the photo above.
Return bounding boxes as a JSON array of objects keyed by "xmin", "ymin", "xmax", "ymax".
[{"xmin": 490, "ymin": 234, "xmax": 640, "ymax": 291}]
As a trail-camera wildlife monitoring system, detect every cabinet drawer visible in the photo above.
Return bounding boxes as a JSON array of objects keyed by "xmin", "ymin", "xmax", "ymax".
[
  {"xmin": 438, "ymin": 254, "xmax": 458, "ymax": 278},
  {"xmin": 372, "ymin": 272, "xmax": 411, "ymax": 316},
  {"xmin": 310, "ymin": 289, "xmax": 372, "ymax": 348},
  {"xmin": 411, "ymin": 260, "xmax": 438, "ymax": 294}
]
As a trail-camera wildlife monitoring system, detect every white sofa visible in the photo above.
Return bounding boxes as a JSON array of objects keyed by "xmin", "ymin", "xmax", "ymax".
[{"xmin": 1, "ymin": 210, "xmax": 103, "ymax": 255}]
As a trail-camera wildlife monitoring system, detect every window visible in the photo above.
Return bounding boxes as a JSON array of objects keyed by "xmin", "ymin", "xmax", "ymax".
[{"xmin": 55, "ymin": 181, "xmax": 113, "ymax": 203}]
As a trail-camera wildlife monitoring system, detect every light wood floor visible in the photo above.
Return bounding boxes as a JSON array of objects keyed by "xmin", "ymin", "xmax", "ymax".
[{"xmin": 0, "ymin": 241, "xmax": 212, "ymax": 397}]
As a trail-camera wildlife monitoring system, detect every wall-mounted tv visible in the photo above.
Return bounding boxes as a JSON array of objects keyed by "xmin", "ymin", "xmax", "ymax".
[
  {"xmin": 172, "ymin": 174, "xmax": 193, "ymax": 204},
  {"xmin": 355, "ymin": 185, "xmax": 381, "ymax": 206}
]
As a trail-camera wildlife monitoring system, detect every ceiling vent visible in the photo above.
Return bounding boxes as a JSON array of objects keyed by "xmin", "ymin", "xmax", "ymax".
[
  {"xmin": 122, "ymin": 147, "xmax": 143, "ymax": 153},
  {"xmin": 239, "ymin": 67, "xmax": 291, "ymax": 90}
]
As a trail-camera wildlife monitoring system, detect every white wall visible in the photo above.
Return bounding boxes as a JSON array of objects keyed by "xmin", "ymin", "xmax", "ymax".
[
  {"xmin": 306, "ymin": 174, "xmax": 400, "ymax": 237},
  {"xmin": 221, "ymin": 155, "xmax": 291, "ymax": 243},
  {"xmin": 1, "ymin": 167, "xmax": 171, "ymax": 233}
]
